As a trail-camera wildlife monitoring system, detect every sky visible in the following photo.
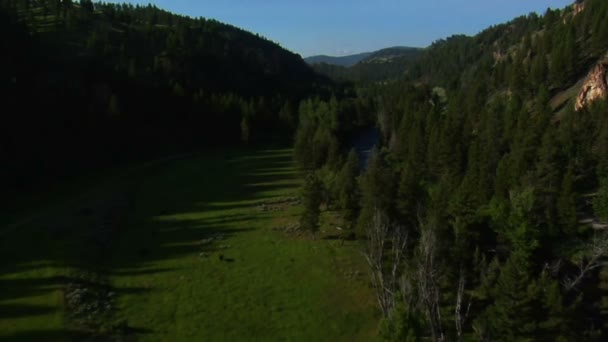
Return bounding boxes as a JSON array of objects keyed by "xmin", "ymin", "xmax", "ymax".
[{"xmin": 108, "ymin": 0, "xmax": 574, "ymax": 57}]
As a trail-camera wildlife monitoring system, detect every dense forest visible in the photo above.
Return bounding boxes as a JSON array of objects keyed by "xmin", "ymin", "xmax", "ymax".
[
  {"xmin": 0, "ymin": 0, "xmax": 333, "ymax": 205},
  {"xmin": 296, "ymin": 0, "xmax": 608, "ymax": 340}
]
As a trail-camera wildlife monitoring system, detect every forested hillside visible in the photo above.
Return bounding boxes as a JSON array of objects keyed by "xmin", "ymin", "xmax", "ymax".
[
  {"xmin": 0, "ymin": 0, "xmax": 329, "ymax": 204},
  {"xmin": 296, "ymin": 0, "xmax": 608, "ymax": 340},
  {"xmin": 304, "ymin": 52, "xmax": 373, "ymax": 67},
  {"xmin": 311, "ymin": 47, "xmax": 422, "ymax": 84}
]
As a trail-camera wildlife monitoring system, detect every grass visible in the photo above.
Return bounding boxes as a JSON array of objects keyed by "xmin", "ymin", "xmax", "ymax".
[{"xmin": 0, "ymin": 147, "xmax": 379, "ymax": 341}]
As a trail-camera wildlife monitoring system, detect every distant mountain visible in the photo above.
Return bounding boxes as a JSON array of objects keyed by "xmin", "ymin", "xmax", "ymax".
[
  {"xmin": 305, "ymin": 46, "xmax": 422, "ymax": 68},
  {"xmin": 304, "ymin": 52, "xmax": 373, "ymax": 67},
  {"xmin": 362, "ymin": 46, "xmax": 423, "ymax": 64},
  {"xmin": 310, "ymin": 46, "xmax": 424, "ymax": 83}
]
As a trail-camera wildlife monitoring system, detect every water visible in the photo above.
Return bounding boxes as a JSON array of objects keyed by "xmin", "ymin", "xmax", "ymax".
[{"xmin": 350, "ymin": 126, "xmax": 380, "ymax": 170}]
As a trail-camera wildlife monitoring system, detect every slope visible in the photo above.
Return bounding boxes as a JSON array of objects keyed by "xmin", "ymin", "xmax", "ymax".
[
  {"xmin": 0, "ymin": 1, "xmax": 329, "ymax": 207},
  {"xmin": 330, "ymin": 0, "xmax": 608, "ymax": 339}
]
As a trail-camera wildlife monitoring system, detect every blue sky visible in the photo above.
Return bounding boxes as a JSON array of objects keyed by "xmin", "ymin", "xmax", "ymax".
[{"xmin": 108, "ymin": 0, "xmax": 573, "ymax": 57}]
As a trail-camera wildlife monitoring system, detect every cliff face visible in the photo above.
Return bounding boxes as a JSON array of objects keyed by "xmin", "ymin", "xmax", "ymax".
[
  {"xmin": 573, "ymin": 0, "xmax": 586, "ymax": 15},
  {"xmin": 575, "ymin": 63, "xmax": 608, "ymax": 111}
]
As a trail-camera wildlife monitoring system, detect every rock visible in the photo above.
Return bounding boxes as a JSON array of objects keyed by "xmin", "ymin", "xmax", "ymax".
[
  {"xmin": 573, "ymin": 0, "xmax": 586, "ymax": 16},
  {"xmin": 575, "ymin": 63, "xmax": 608, "ymax": 111}
]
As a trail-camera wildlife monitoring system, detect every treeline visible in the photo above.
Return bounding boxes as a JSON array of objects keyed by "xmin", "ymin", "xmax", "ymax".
[
  {"xmin": 0, "ymin": 1, "xmax": 330, "ymax": 203},
  {"xmin": 292, "ymin": 93, "xmax": 379, "ymax": 233},
  {"xmin": 315, "ymin": 0, "xmax": 608, "ymax": 90},
  {"xmin": 296, "ymin": 0, "xmax": 608, "ymax": 340},
  {"xmin": 407, "ymin": 0, "xmax": 608, "ymax": 92}
]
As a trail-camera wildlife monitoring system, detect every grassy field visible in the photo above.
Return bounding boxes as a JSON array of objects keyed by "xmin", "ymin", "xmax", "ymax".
[{"xmin": 0, "ymin": 147, "xmax": 379, "ymax": 341}]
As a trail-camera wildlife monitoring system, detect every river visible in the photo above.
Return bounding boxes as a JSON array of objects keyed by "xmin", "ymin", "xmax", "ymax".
[{"xmin": 350, "ymin": 126, "xmax": 380, "ymax": 170}]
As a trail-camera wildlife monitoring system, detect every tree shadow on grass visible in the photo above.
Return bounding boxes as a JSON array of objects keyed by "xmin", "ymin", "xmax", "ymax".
[
  {"xmin": 0, "ymin": 304, "xmax": 56, "ymax": 319},
  {"xmin": 0, "ymin": 277, "xmax": 61, "ymax": 303},
  {"xmin": 0, "ymin": 327, "xmax": 154, "ymax": 342},
  {"xmin": 323, "ymin": 233, "xmax": 357, "ymax": 241},
  {"xmin": 0, "ymin": 147, "xmax": 299, "ymax": 338},
  {"xmin": 0, "ymin": 330, "xmax": 70, "ymax": 342}
]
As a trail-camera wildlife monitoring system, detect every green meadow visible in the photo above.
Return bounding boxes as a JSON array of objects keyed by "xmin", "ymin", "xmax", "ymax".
[{"xmin": 0, "ymin": 148, "xmax": 379, "ymax": 341}]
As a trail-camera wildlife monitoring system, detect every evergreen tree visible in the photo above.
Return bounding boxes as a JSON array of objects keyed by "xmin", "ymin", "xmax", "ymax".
[
  {"xmin": 396, "ymin": 165, "xmax": 421, "ymax": 226},
  {"xmin": 557, "ymin": 164, "xmax": 578, "ymax": 234},
  {"xmin": 337, "ymin": 150, "xmax": 360, "ymax": 229},
  {"xmin": 594, "ymin": 178, "xmax": 608, "ymax": 222},
  {"xmin": 537, "ymin": 273, "xmax": 576, "ymax": 341},
  {"xmin": 530, "ymin": 55, "xmax": 548, "ymax": 90},
  {"xmin": 478, "ymin": 250, "xmax": 540, "ymax": 341},
  {"xmin": 294, "ymin": 121, "xmax": 316, "ymax": 170},
  {"xmin": 534, "ymin": 129, "xmax": 562, "ymax": 236},
  {"xmin": 357, "ymin": 148, "xmax": 395, "ymax": 236},
  {"xmin": 597, "ymin": 268, "xmax": 608, "ymax": 335},
  {"xmin": 80, "ymin": 0, "xmax": 93, "ymax": 12},
  {"xmin": 300, "ymin": 172, "xmax": 323, "ymax": 234}
]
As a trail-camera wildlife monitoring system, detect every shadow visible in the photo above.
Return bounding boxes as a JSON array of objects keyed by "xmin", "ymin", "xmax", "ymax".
[
  {"xmin": 0, "ymin": 304, "xmax": 56, "ymax": 319},
  {"xmin": 109, "ymin": 267, "xmax": 179, "ymax": 276},
  {"xmin": 1, "ymin": 146, "xmax": 299, "ymax": 338},
  {"xmin": 323, "ymin": 233, "xmax": 357, "ymax": 241},
  {"xmin": 0, "ymin": 277, "xmax": 61, "ymax": 303},
  {"xmin": 124, "ymin": 326, "xmax": 155, "ymax": 335},
  {"xmin": 0, "ymin": 330, "xmax": 70, "ymax": 342}
]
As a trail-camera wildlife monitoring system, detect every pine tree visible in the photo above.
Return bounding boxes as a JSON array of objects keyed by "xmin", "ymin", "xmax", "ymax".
[
  {"xmin": 597, "ymin": 267, "xmax": 608, "ymax": 335},
  {"xmin": 592, "ymin": 3, "xmax": 608, "ymax": 53},
  {"xmin": 537, "ymin": 273, "xmax": 576, "ymax": 341},
  {"xmin": 294, "ymin": 121, "xmax": 316, "ymax": 170},
  {"xmin": 594, "ymin": 178, "xmax": 608, "ymax": 222},
  {"xmin": 396, "ymin": 165, "xmax": 421, "ymax": 226},
  {"xmin": 80, "ymin": 0, "xmax": 93, "ymax": 12},
  {"xmin": 509, "ymin": 57, "xmax": 526, "ymax": 92},
  {"xmin": 530, "ymin": 55, "xmax": 548, "ymax": 89},
  {"xmin": 357, "ymin": 148, "xmax": 395, "ymax": 236},
  {"xmin": 479, "ymin": 250, "xmax": 540, "ymax": 341},
  {"xmin": 337, "ymin": 150, "xmax": 360, "ymax": 229},
  {"xmin": 595, "ymin": 114, "xmax": 608, "ymax": 179},
  {"xmin": 557, "ymin": 164, "xmax": 578, "ymax": 234},
  {"xmin": 300, "ymin": 172, "xmax": 323, "ymax": 234},
  {"xmin": 535, "ymin": 129, "xmax": 562, "ymax": 236},
  {"xmin": 506, "ymin": 188, "xmax": 540, "ymax": 255},
  {"xmin": 475, "ymin": 188, "xmax": 545, "ymax": 340}
]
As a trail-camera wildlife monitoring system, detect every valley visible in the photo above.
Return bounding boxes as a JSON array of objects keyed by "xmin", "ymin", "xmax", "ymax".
[
  {"xmin": 3, "ymin": 0, "xmax": 608, "ymax": 340},
  {"xmin": 0, "ymin": 147, "xmax": 379, "ymax": 341}
]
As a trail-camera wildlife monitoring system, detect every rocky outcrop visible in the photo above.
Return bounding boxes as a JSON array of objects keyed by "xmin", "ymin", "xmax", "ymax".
[
  {"xmin": 575, "ymin": 63, "xmax": 608, "ymax": 111},
  {"xmin": 573, "ymin": 0, "xmax": 586, "ymax": 15}
]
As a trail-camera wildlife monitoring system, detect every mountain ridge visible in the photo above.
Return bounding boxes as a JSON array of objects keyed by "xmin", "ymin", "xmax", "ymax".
[
  {"xmin": 305, "ymin": 46, "xmax": 422, "ymax": 67},
  {"xmin": 304, "ymin": 51, "xmax": 373, "ymax": 67}
]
